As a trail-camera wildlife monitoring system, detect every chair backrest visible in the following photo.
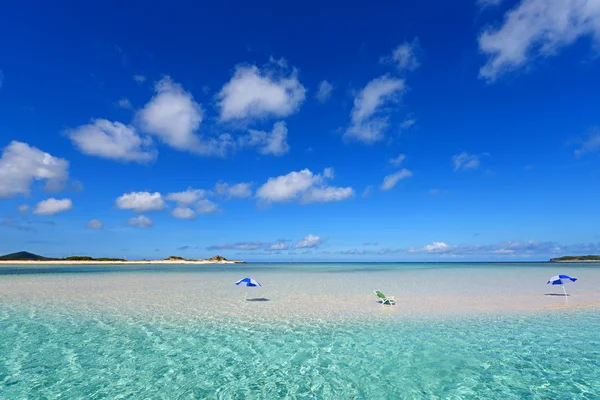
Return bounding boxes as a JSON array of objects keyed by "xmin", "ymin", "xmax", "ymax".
[{"xmin": 374, "ymin": 290, "xmax": 387, "ymax": 300}]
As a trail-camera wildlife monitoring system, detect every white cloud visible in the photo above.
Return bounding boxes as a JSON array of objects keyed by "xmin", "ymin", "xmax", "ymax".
[
  {"xmin": 33, "ymin": 198, "xmax": 72, "ymax": 215},
  {"xmin": 294, "ymin": 234, "xmax": 322, "ymax": 249},
  {"xmin": 453, "ymin": 152, "xmax": 481, "ymax": 171},
  {"xmin": 345, "ymin": 76, "xmax": 405, "ymax": 143},
  {"xmin": 256, "ymin": 168, "xmax": 353, "ymax": 204},
  {"xmin": 128, "ymin": 215, "xmax": 153, "ymax": 228},
  {"xmin": 87, "ymin": 219, "xmax": 104, "ymax": 229},
  {"xmin": 207, "ymin": 242, "xmax": 264, "ymax": 251},
  {"xmin": 116, "ymin": 191, "xmax": 165, "ymax": 213},
  {"xmin": 241, "ymin": 121, "xmax": 290, "ymax": 156},
  {"xmin": 267, "ymin": 242, "xmax": 289, "ymax": 251},
  {"xmin": 408, "ymin": 240, "xmax": 566, "ymax": 256},
  {"xmin": 171, "ymin": 207, "xmax": 196, "ymax": 220},
  {"xmin": 18, "ymin": 204, "xmax": 29, "ymax": 214},
  {"xmin": 138, "ymin": 76, "xmax": 205, "ymax": 152},
  {"xmin": 389, "ymin": 153, "xmax": 406, "ymax": 166},
  {"xmin": 66, "ymin": 119, "xmax": 156, "ymax": 163},
  {"xmin": 478, "ymin": 0, "xmax": 600, "ymax": 82},
  {"xmin": 214, "ymin": 182, "xmax": 253, "ymax": 199},
  {"xmin": 424, "ymin": 242, "xmax": 449, "ymax": 252},
  {"xmin": 217, "ymin": 63, "xmax": 306, "ymax": 121},
  {"xmin": 133, "ymin": 75, "xmax": 146, "ymax": 83},
  {"xmin": 381, "ymin": 169, "xmax": 413, "ymax": 190},
  {"xmin": 302, "ymin": 186, "xmax": 354, "ymax": 203},
  {"xmin": 382, "ymin": 39, "xmax": 421, "ymax": 71},
  {"xmin": 196, "ymin": 199, "xmax": 219, "ymax": 214},
  {"xmin": 165, "ymin": 188, "xmax": 208, "ymax": 205},
  {"xmin": 164, "ymin": 188, "xmax": 218, "ymax": 216},
  {"xmin": 117, "ymin": 98, "xmax": 132, "ymax": 109},
  {"xmin": 0, "ymin": 141, "xmax": 70, "ymax": 198},
  {"xmin": 575, "ymin": 129, "xmax": 600, "ymax": 157},
  {"xmin": 315, "ymin": 80, "xmax": 334, "ymax": 103}
]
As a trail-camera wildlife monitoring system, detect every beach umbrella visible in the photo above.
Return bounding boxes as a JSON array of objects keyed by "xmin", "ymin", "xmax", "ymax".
[
  {"xmin": 235, "ymin": 277, "xmax": 261, "ymax": 300},
  {"xmin": 547, "ymin": 274, "xmax": 577, "ymax": 296}
]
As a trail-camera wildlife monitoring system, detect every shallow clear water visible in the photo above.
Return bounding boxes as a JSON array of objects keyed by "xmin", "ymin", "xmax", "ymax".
[{"xmin": 1, "ymin": 262, "xmax": 600, "ymax": 399}]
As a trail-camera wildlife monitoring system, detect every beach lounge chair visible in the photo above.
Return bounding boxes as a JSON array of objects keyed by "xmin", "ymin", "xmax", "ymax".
[{"xmin": 374, "ymin": 290, "xmax": 397, "ymax": 305}]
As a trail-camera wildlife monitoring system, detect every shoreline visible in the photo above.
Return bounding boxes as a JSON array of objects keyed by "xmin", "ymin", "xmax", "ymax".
[{"xmin": 0, "ymin": 259, "xmax": 244, "ymax": 265}]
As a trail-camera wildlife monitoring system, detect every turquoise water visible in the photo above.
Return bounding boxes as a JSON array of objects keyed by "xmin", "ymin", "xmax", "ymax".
[
  {"xmin": 2, "ymin": 263, "xmax": 600, "ymax": 398},
  {"xmin": 2, "ymin": 306, "xmax": 600, "ymax": 399}
]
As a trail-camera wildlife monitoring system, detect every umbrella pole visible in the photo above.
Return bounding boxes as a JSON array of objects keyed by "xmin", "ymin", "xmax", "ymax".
[{"xmin": 562, "ymin": 285, "xmax": 568, "ymax": 301}]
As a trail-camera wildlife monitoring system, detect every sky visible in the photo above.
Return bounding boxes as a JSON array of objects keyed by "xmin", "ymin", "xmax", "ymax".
[{"xmin": 1, "ymin": 0, "xmax": 600, "ymax": 261}]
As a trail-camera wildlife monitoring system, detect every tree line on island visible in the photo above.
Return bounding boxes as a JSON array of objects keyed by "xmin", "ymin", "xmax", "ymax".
[{"xmin": 0, "ymin": 251, "xmax": 239, "ymax": 263}]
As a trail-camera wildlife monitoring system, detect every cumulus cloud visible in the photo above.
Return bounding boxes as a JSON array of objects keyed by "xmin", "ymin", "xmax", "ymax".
[
  {"xmin": 136, "ymin": 77, "xmax": 234, "ymax": 157},
  {"xmin": 294, "ymin": 234, "xmax": 322, "ymax": 249},
  {"xmin": 165, "ymin": 188, "xmax": 208, "ymax": 205},
  {"xmin": 575, "ymin": 128, "xmax": 600, "ymax": 157},
  {"xmin": 0, "ymin": 141, "xmax": 69, "ymax": 198},
  {"xmin": 117, "ymin": 98, "xmax": 132, "ymax": 109},
  {"xmin": 345, "ymin": 76, "xmax": 405, "ymax": 143},
  {"xmin": 171, "ymin": 207, "xmax": 196, "ymax": 220},
  {"xmin": 382, "ymin": 39, "xmax": 421, "ymax": 71},
  {"xmin": 256, "ymin": 168, "xmax": 354, "ymax": 204},
  {"xmin": 18, "ymin": 204, "xmax": 29, "ymax": 214},
  {"xmin": 302, "ymin": 186, "xmax": 355, "ymax": 203},
  {"xmin": 214, "ymin": 182, "xmax": 253, "ymax": 199},
  {"xmin": 87, "ymin": 219, "xmax": 104, "ymax": 229},
  {"xmin": 315, "ymin": 80, "xmax": 334, "ymax": 103},
  {"xmin": 381, "ymin": 169, "xmax": 413, "ymax": 190},
  {"xmin": 196, "ymin": 199, "xmax": 219, "ymax": 214},
  {"xmin": 453, "ymin": 152, "xmax": 481, "ymax": 171},
  {"xmin": 240, "ymin": 121, "xmax": 290, "ymax": 156},
  {"xmin": 216, "ymin": 62, "xmax": 306, "ymax": 122},
  {"xmin": 33, "ymin": 198, "xmax": 72, "ymax": 215},
  {"xmin": 165, "ymin": 188, "xmax": 218, "ymax": 215},
  {"xmin": 478, "ymin": 0, "xmax": 600, "ymax": 81},
  {"xmin": 138, "ymin": 76, "xmax": 204, "ymax": 151},
  {"xmin": 116, "ymin": 191, "xmax": 165, "ymax": 213},
  {"xmin": 66, "ymin": 119, "xmax": 156, "ymax": 163},
  {"xmin": 128, "ymin": 215, "xmax": 153, "ymax": 228},
  {"xmin": 389, "ymin": 154, "xmax": 406, "ymax": 166}
]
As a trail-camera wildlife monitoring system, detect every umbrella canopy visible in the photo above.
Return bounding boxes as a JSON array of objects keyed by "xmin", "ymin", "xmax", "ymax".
[
  {"xmin": 547, "ymin": 275, "xmax": 577, "ymax": 285},
  {"xmin": 235, "ymin": 277, "xmax": 261, "ymax": 287}
]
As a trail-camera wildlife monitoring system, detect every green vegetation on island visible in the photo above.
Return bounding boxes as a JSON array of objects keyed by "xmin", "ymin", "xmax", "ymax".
[
  {"xmin": 0, "ymin": 251, "xmax": 50, "ymax": 261},
  {"xmin": 65, "ymin": 256, "xmax": 126, "ymax": 262},
  {"xmin": 550, "ymin": 255, "xmax": 600, "ymax": 262},
  {"xmin": 0, "ymin": 251, "xmax": 244, "ymax": 263}
]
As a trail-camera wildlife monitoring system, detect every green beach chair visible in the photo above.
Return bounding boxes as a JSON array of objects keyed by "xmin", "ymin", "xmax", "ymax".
[{"xmin": 374, "ymin": 290, "xmax": 397, "ymax": 305}]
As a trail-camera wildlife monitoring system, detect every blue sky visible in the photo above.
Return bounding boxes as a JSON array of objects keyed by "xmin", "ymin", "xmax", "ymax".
[{"xmin": 1, "ymin": 0, "xmax": 599, "ymax": 261}]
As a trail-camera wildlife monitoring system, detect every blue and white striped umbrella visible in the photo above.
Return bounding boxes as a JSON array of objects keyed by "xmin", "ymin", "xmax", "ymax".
[
  {"xmin": 547, "ymin": 274, "xmax": 577, "ymax": 296},
  {"xmin": 547, "ymin": 274, "xmax": 577, "ymax": 285},
  {"xmin": 235, "ymin": 277, "xmax": 261, "ymax": 287}
]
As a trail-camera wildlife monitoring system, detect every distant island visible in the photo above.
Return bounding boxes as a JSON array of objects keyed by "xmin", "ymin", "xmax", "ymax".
[
  {"xmin": 550, "ymin": 255, "xmax": 600, "ymax": 263},
  {"xmin": 0, "ymin": 251, "xmax": 245, "ymax": 265}
]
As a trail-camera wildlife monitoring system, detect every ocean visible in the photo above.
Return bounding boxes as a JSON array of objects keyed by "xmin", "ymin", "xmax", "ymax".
[{"xmin": 1, "ymin": 262, "xmax": 599, "ymax": 398}]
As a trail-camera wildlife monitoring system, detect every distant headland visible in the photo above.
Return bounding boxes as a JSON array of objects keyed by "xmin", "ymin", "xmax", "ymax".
[
  {"xmin": 549, "ymin": 255, "xmax": 600, "ymax": 263},
  {"xmin": 0, "ymin": 251, "xmax": 245, "ymax": 265}
]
